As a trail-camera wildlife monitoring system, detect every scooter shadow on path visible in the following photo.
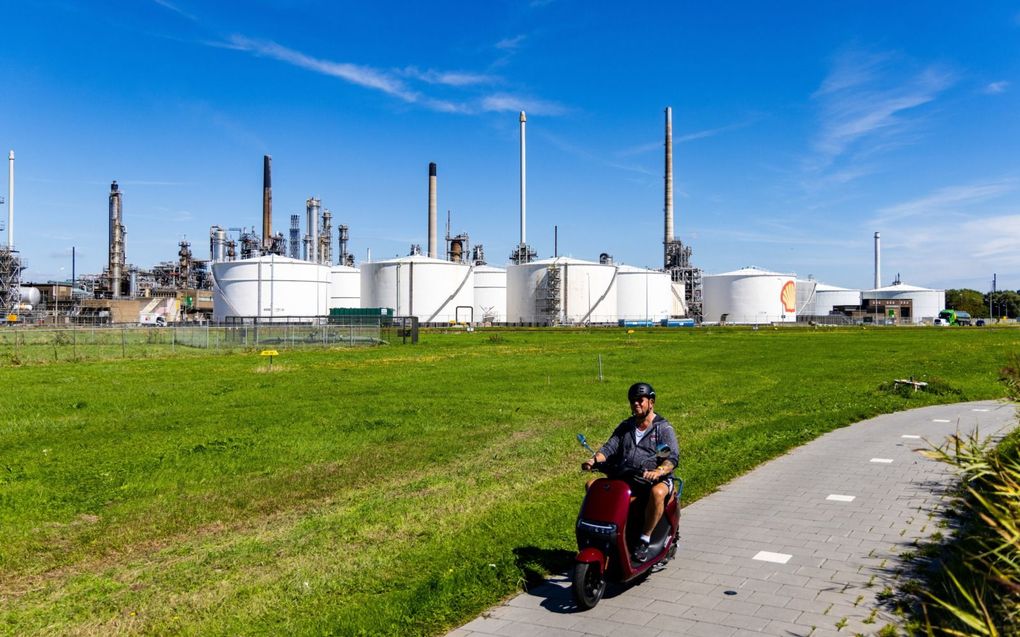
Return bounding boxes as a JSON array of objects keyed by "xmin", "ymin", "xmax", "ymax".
[{"xmin": 513, "ymin": 546, "xmax": 649, "ymax": 614}]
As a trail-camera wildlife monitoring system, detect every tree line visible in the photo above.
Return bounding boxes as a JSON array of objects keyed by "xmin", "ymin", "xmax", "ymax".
[{"xmin": 945, "ymin": 289, "xmax": 1019, "ymax": 319}]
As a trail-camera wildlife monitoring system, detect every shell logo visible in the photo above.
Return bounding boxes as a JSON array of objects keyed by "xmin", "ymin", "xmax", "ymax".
[{"xmin": 780, "ymin": 280, "xmax": 796, "ymax": 313}]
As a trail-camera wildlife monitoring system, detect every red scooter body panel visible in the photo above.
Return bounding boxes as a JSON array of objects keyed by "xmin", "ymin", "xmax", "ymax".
[
  {"xmin": 576, "ymin": 476, "xmax": 680, "ymax": 583},
  {"xmin": 580, "ymin": 478, "xmax": 632, "ymax": 525},
  {"xmin": 576, "ymin": 547, "xmax": 607, "ymax": 572}
]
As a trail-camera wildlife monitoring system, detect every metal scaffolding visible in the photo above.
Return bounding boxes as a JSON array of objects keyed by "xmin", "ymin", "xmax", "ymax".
[
  {"xmin": 537, "ymin": 263, "xmax": 562, "ymax": 325},
  {"xmin": 665, "ymin": 239, "xmax": 702, "ymax": 321},
  {"xmin": 0, "ymin": 247, "xmax": 23, "ymax": 317}
]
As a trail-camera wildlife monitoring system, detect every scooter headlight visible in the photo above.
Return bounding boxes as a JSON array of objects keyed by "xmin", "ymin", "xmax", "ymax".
[{"xmin": 577, "ymin": 519, "xmax": 617, "ymax": 536}]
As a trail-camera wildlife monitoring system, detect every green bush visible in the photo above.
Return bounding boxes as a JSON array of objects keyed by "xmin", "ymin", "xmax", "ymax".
[{"xmin": 913, "ymin": 429, "xmax": 1020, "ymax": 636}]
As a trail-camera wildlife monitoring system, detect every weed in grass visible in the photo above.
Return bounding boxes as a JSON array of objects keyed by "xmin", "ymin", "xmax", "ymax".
[{"xmin": 835, "ymin": 616, "xmax": 848, "ymax": 630}]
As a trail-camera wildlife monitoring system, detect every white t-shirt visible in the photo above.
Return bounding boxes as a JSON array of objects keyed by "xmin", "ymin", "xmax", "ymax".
[{"xmin": 634, "ymin": 426, "xmax": 650, "ymax": 444}]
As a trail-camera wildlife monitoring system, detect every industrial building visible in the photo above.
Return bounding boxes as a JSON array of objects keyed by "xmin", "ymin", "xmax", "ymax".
[{"xmin": 3, "ymin": 109, "xmax": 960, "ymax": 330}]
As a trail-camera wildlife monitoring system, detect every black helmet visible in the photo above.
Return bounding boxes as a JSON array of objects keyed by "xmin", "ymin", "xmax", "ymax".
[{"xmin": 628, "ymin": 382, "xmax": 656, "ymax": 402}]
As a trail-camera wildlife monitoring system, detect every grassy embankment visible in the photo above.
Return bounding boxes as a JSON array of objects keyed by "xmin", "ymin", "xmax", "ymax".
[{"xmin": 0, "ymin": 327, "xmax": 1016, "ymax": 635}]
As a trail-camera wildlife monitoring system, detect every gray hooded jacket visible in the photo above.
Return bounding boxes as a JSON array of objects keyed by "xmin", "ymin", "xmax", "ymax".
[{"xmin": 598, "ymin": 413, "xmax": 679, "ymax": 475}]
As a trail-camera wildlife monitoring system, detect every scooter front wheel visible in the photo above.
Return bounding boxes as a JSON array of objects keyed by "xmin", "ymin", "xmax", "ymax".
[{"xmin": 572, "ymin": 561, "xmax": 606, "ymax": 610}]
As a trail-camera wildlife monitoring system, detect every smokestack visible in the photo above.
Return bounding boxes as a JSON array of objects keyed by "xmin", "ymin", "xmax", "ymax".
[
  {"xmin": 664, "ymin": 107, "xmax": 674, "ymax": 264},
  {"xmin": 109, "ymin": 181, "xmax": 124, "ymax": 297},
  {"xmin": 262, "ymin": 155, "xmax": 272, "ymax": 249},
  {"xmin": 520, "ymin": 111, "xmax": 527, "ymax": 247},
  {"xmin": 874, "ymin": 232, "xmax": 881, "ymax": 289},
  {"xmin": 428, "ymin": 162, "xmax": 437, "ymax": 258},
  {"xmin": 7, "ymin": 150, "xmax": 13, "ymax": 249}
]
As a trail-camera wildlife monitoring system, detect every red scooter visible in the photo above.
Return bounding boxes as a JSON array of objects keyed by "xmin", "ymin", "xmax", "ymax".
[{"xmin": 572, "ymin": 434, "xmax": 682, "ymax": 610}]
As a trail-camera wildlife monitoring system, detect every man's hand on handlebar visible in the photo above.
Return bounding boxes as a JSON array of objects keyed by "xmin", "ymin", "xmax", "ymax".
[{"xmin": 581, "ymin": 453, "xmax": 604, "ymax": 471}]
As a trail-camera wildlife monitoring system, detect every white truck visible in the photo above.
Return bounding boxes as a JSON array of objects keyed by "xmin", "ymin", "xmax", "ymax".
[{"xmin": 139, "ymin": 313, "xmax": 167, "ymax": 327}]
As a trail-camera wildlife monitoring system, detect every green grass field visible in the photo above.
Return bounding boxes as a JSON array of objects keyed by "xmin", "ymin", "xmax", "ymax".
[{"xmin": 1, "ymin": 326, "xmax": 1017, "ymax": 635}]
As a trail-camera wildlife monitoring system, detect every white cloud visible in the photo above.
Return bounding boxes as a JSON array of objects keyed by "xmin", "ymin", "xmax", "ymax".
[
  {"xmin": 223, "ymin": 35, "xmax": 419, "ymax": 102},
  {"xmin": 480, "ymin": 93, "xmax": 567, "ymax": 116},
  {"xmin": 810, "ymin": 49, "xmax": 955, "ymax": 168},
  {"xmin": 875, "ymin": 180, "xmax": 1015, "ymax": 222},
  {"xmin": 984, "ymin": 81, "xmax": 1009, "ymax": 94},
  {"xmin": 400, "ymin": 67, "xmax": 495, "ymax": 87},
  {"xmin": 496, "ymin": 35, "xmax": 527, "ymax": 50},
  {"xmin": 151, "ymin": 0, "xmax": 197, "ymax": 22}
]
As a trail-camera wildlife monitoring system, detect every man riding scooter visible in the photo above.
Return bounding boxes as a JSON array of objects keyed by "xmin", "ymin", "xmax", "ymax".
[{"xmin": 581, "ymin": 382, "xmax": 679, "ymax": 563}]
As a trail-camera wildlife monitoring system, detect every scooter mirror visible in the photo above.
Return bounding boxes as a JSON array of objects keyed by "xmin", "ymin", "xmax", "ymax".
[
  {"xmin": 577, "ymin": 433, "xmax": 596, "ymax": 455},
  {"xmin": 655, "ymin": 443, "xmax": 671, "ymax": 459}
]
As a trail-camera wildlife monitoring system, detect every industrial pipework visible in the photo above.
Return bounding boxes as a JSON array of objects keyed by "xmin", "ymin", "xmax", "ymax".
[
  {"xmin": 108, "ymin": 181, "xmax": 125, "ymax": 297},
  {"xmin": 262, "ymin": 155, "xmax": 272, "ymax": 250},
  {"xmin": 428, "ymin": 162, "xmax": 438, "ymax": 258},
  {"xmin": 289, "ymin": 214, "xmax": 300, "ymax": 259},
  {"xmin": 306, "ymin": 197, "xmax": 320, "ymax": 263}
]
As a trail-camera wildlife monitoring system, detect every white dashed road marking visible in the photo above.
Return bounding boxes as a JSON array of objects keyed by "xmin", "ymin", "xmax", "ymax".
[
  {"xmin": 870, "ymin": 458, "xmax": 894, "ymax": 463},
  {"xmin": 752, "ymin": 551, "xmax": 792, "ymax": 564},
  {"xmin": 826, "ymin": 494, "xmax": 856, "ymax": 502}
]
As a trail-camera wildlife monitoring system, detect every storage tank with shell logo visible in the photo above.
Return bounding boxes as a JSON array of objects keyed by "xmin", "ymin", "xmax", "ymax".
[
  {"xmin": 473, "ymin": 264, "xmax": 507, "ymax": 323},
  {"xmin": 360, "ymin": 255, "xmax": 474, "ymax": 324},
  {"xmin": 702, "ymin": 267, "xmax": 797, "ymax": 324},
  {"xmin": 507, "ymin": 256, "xmax": 619, "ymax": 325},
  {"xmin": 329, "ymin": 265, "xmax": 361, "ymax": 310},
  {"xmin": 212, "ymin": 255, "xmax": 330, "ymax": 322},
  {"xmin": 615, "ymin": 265, "xmax": 672, "ymax": 322}
]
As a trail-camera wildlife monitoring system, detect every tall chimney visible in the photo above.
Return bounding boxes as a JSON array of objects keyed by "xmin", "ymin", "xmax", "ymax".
[
  {"xmin": 7, "ymin": 150, "xmax": 13, "ymax": 249},
  {"xmin": 262, "ymin": 155, "xmax": 272, "ymax": 250},
  {"xmin": 520, "ymin": 111, "xmax": 527, "ymax": 248},
  {"xmin": 664, "ymin": 107, "xmax": 674, "ymax": 265},
  {"xmin": 874, "ymin": 231, "xmax": 881, "ymax": 289},
  {"xmin": 109, "ymin": 181, "xmax": 124, "ymax": 297},
  {"xmin": 428, "ymin": 162, "xmax": 437, "ymax": 258}
]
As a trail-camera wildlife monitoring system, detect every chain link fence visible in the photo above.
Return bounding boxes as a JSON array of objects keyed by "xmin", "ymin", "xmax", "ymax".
[{"xmin": 0, "ymin": 320, "xmax": 386, "ymax": 365}]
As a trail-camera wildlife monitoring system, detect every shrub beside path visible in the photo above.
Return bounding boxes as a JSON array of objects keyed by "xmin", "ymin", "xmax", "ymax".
[{"xmin": 448, "ymin": 400, "xmax": 1017, "ymax": 637}]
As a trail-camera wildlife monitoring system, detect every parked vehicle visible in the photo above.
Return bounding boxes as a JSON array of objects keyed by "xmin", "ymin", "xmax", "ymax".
[
  {"xmin": 139, "ymin": 313, "xmax": 166, "ymax": 327},
  {"xmin": 572, "ymin": 434, "xmax": 682, "ymax": 610},
  {"xmin": 976, "ymin": 319, "xmax": 986, "ymax": 327},
  {"xmin": 938, "ymin": 309, "xmax": 972, "ymax": 326}
]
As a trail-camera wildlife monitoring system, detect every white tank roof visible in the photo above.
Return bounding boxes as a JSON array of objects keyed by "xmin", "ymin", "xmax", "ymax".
[
  {"xmin": 815, "ymin": 282, "xmax": 855, "ymax": 292},
  {"xmin": 368, "ymin": 254, "xmax": 458, "ymax": 266},
  {"xmin": 867, "ymin": 282, "xmax": 940, "ymax": 293},
  {"xmin": 712, "ymin": 266, "xmax": 795, "ymax": 277}
]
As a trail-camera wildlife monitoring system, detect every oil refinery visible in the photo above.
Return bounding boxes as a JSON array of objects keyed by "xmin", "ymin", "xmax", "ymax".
[{"xmin": 1, "ymin": 109, "xmax": 949, "ymax": 329}]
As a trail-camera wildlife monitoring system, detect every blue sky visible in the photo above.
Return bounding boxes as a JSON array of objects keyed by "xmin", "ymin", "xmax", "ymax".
[{"xmin": 2, "ymin": 1, "xmax": 1018, "ymax": 291}]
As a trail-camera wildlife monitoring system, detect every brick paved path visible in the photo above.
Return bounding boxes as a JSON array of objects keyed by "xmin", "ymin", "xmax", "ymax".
[{"xmin": 448, "ymin": 400, "xmax": 1016, "ymax": 637}]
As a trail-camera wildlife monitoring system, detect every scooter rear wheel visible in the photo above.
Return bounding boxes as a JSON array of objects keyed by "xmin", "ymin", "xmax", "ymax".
[{"xmin": 572, "ymin": 562, "xmax": 606, "ymax": 610}]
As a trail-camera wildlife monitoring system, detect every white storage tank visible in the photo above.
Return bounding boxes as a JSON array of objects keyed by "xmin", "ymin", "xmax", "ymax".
[
  {"xmin": 329, "ymin": 265, "xmax": 361, "ymax": 310},
  {"xmin": 812, "ymin": 283, "xmax": 862, "ymax": 316},
  {"xmin": 212, "ymin": 255, "xmax": 330, "ymax": 322},
  {"xmin": 473, "ymin": 265, "xmax": 507, "ymax": 323},
  {"xmin": 507, "ymin": 257, "xmax": 618, "ymax": 325},
  {"xmin": 616, "ymin": 265, "xmax": 671, "ymax": 322},
  {"xmin": 360, "ymin": 255, "xmax": 474, "ymax": 324},
  {"xmin": 703, "ymin": 267, "xmax": 797, "ymax": 324},
  {"xmin": 863, "ymin": 282, "xmax": 944, "ymax": 324},
  {"xmin": 795, "ymin": 278, "xmax": 818, "ymax": 315}
]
